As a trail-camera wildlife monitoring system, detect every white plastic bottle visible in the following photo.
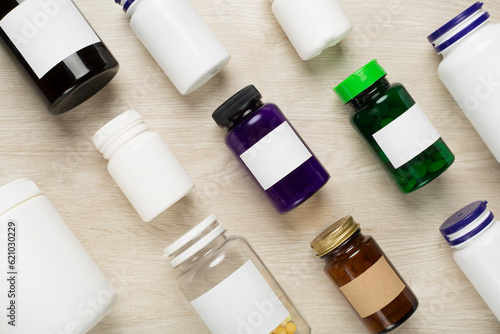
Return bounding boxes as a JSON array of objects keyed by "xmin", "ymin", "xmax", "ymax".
[
  {"xmin": 93, "ymin": 109, "xmax": 194, "ymax": 222},
  {"xmin": 440, "ymin": 200, "xmax": 500, "ymax": 322},
  {"xmin": 428, "ymin": 2, "xmax": 500, "ymax": 162},
  {"xmin": 270, "ymin": 0, "xmax": 352, "ymax": 60},
  {"xmin": 0, "ymin": 178, "xmax": 116, "ymax": 333},
  {"xmin": 115, "ymin": 0, "xmax": 231, "ymax": 95}
]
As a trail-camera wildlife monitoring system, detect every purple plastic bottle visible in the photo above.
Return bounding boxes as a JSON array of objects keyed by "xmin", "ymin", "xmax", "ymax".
[{"xmin": 212, "ymin": 85, "xmax": 330, "ymax": 214}]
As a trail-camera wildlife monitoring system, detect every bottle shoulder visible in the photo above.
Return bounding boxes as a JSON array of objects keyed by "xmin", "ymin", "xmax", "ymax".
[
  {"xmin": 225, "ymin": 103, "xmax": 287, "ymax": 153},
  {"xmin": 439, "ymin": 23, "xmax": 500, "ymax": 74}
]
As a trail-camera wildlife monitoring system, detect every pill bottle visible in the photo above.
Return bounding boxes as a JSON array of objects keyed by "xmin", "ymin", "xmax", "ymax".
[
  {"xmin": 164, "ymin": 214, "xmax": 311, "ymax": 334},
  {"xmin": 334, "ymin": 59, "xmax": 454, "ymax": 193},
  {"xmin": 212, "ymin": 85, "xmax": 330, "ymax": 214},
  {"xmin": 0, "ymin": 178, "xmax": 116, "ymax": 333},
  {"xmin": 440, "ymin": 200, "xmax": 500, "ymax": 322},
  {"xmin": 270, "ymin": 0, "xmax": 352, "ymax": 60},
  {"xmin": 93, "ymin": 109, "xmax": 194, "ymax": 222},
  {"xmin": 115, "ymin": 0, "xmax": 230, "ymax": 95},
  {"xmin": 0, "ymin": 0, "xmax": 119, "ymax": 114},
  {"xmin": 428, "ymin": 2, "xmax": 500, "ymax": 162},
  {"xmin": 311, "ymin": 216, "xmax": 418, "ymax": 334}
]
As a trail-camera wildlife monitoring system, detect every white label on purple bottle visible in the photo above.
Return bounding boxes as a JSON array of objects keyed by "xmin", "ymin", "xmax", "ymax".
[
  {"xmin": 190, "ymin": 260, "xmax": 290, "ymax": 334},
  {"xmin": 239, "ymin": 121, "xmax": 312, "ymax": 190},
  {"xmin": 0, "ymin": 0, "xmax": 100, "ymax": 78},
  {"xmin": 372, "ymin": 103, "xmax": 440, "ymax": 169}
]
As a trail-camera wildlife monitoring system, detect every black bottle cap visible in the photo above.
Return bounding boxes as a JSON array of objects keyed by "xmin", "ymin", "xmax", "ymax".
[{"xmin": 212, "ymin": 85, "xmax": 262, "ymax": 127}]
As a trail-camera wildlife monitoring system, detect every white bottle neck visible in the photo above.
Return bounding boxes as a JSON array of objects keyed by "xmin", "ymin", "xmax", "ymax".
[
  {"xmin": 101, "ymin": 121, "xmax": 148, "ymax": 160},
  {"xmin": 440, "ymin": 18, "xmax": 491, "ymax": 57},
  {"xmin": 125, "ymin": 0, "xmax": 145, "ymax": 17}
]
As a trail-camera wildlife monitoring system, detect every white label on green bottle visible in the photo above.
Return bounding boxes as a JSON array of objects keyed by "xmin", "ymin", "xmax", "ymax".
[
  {"xmin": 239, "ymin": 121, "xmax": 312, "ymax": 190},
  {"xmin": 190, "ymin": 260, "xmax": 289, "ymax": 334},
  {"xmin": 372, "ymin": 103, "xmax": 440, "ymax": 169},
  {"xmin": 0, "ymin": 0, "xmax": 100, "ymax": 78}
]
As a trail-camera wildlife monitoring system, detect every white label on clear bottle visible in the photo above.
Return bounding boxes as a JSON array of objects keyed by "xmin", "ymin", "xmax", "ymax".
[
  {"xmin": 239, "ymin": 121, "xmax": 312, "ymax": 190},
  {"xmin": 0, "ymin": 0, "xmax": 100, "ymax": 78},
  {"xmin": 372, "ymin": 103, "xmax": 440, "ymax": 169},
  {"xmin": 190, "ymin": 260, "xmax": 289, "ymax": 334}
]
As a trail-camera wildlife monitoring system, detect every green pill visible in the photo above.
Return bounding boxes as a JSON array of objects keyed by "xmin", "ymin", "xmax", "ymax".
[{"xmin": 428, "ymin": 159, "xmax": 447, "ymax": 173}]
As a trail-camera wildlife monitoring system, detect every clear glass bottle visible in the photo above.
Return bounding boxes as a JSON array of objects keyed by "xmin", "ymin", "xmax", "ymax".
[
  {"xmin": 164, "ymin": 214, "xmax": 311, "ymax": 334},
  {"xmin": 428, "ymin": 2, "xmax": 500, "ymax": 162},
  {"xmin": 0, "ymin": 0, "xmax": 119, "ymax": 114},
  {"xmin": 334, "ymin": 59, "xmax": 455, "ymax": 193},
  {"xmin": 440, "ymin": 200, "xmax": 500, "ymax": 322},
  {"xmin": 93, "ymin": 109, "xmax": 194, "ymax": 222},
  {"xmin": 0, "ymin": 178, "xmax": 116, "ymax": 333},
  {"xmin": 311, "ymin": 216, "xmax": 418, "ymax": 333},
  {"xmin": 270, "ymin": 0, "xmax": 352, "ymax": 60},
  {"xmin": 212, "ymin": 85, "xmax": 330, "ymax": 214},
  {"xmin": 115, "ymin": 0, "xmax": 230, "ymax": 95}
]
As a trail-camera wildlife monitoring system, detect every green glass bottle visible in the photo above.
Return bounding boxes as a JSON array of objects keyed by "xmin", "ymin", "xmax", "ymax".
[{"xmin": 334, "ymin": 60, "xmax": 454, "ymax": 193}]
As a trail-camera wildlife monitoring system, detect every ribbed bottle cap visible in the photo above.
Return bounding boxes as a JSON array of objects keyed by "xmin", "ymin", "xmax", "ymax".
[
  {"xmin": 333, "ymin": 60, "xmax": 387, "ymax": 104},
  {"xmin": 93, "ymin": 109, "xmax": 147, "ymax": 159},
  {"xmin": 0, "ymin": 178, "xmax": 42, "ymax": 216},
  {"xmin": 115, "ymin": 0, "xmax": 135, "ymax": 12},
  {"xmin": 164, "ymin": 214, "xmax": 226, "ymax": 268},
  {"xmin": 212, "ymin": 85, "xmax": 262, "ymax": 127},
  {"xmin": 440, "ymin": 201, "xmax": 494, "ymax": 246},
  {"xmin": 311, "ymin": 216, "xmax": 360, "ymax": 257},
  {"xmin": 427, "ymin": 2, "xmax": 490, "ymax": 53}
]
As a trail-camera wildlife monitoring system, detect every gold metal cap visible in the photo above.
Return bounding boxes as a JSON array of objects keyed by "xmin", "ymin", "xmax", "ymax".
[{"xmin": 310, "ymin": 216, "xmax": 360, "ymax": 257}]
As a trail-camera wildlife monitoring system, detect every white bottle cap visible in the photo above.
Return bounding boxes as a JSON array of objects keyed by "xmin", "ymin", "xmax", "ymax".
[
  {"xmin": 92, "ymin": 109, "xmax": 147, "ymax": 160},
  {"xmin": 0, "ymin": 178, "xmax": 42, "ymax": 216},
  {"xmin": 164, "ymin": 214, "xmax": 226, "ymax": 268},
  {"xmin": 271, "ymin": 0, "xmax": 352, "ymax": 60}
]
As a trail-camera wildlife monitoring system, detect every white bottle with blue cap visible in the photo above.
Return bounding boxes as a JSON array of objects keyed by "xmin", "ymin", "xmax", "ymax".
[
  {"xmin": 428, "ymin": 2, "xmax": 500, "ymax": 162},
  {"xmin": 440, "ymin": 200, "xmax": 500, "ymax": 322},
  {"xmin": 115, "ymin": 0, "xmax": 231, "ymax": 95}
]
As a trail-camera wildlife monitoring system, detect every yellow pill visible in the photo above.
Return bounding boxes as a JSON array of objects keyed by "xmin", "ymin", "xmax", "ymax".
[
  {"xmin": 286, "ymin": 322, "xmax": 297, "ymax": 333},
  {"xmin": 276, "ymin": 328, "xmax": 287, "ymax": 334},
  {"xmin": 279, "ymin": 320, "xmax": 288, "ymax": 328},
  {"xmin": 286, "ymin": 314, "xmax": 292, "ymax": 322}
]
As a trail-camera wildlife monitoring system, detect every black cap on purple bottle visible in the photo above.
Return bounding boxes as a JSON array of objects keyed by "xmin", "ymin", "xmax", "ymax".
[{"xmin": 212, "ymin": 85, "xmax": 262, "ymax": 127}]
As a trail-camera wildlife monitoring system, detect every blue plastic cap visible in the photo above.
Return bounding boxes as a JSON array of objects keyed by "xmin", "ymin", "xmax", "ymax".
[
  {"xmin": 440, "ymin": 200, "xmax": 495, "ymax": 246},
  {"xmin": 440, "ymin": 201, "xmax": 487, "ymax": 235},
  {"xmin": 428, "ymin": 2, "xmax": 484, "ymax": 42},
  {"xmin": 115, "ymin": 0, "xmax": 135, "ymax": 12}
]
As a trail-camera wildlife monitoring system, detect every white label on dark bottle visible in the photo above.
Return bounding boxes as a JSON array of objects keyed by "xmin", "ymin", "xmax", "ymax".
[
  {"xmin": 372, "ymin": 103, "xmax": 440, "ymax": 169},
  {"xmin": 239, "ymin": 121, "xmax": 312, "ymax": 190},
  {"xmin": 0, "ymin": 0, "xmax": 100, "ymax": 78},
  {"xmin": 190, "ymin": 260, "xmax": 289, "ymax": 334}
]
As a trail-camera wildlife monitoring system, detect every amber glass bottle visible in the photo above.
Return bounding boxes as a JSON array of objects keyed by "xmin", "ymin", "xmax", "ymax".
[{"xmin": 311, "ymin": 216, "xmax": 418, "ymax": 333}]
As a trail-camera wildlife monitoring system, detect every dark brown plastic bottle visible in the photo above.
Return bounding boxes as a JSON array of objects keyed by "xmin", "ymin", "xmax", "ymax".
[
  {"xmin": 0, "ymin": 0, "xmax": 119, "ymax": 114},
  {"xmin": 311, "ymin": 216, "xmax": 418, "ymax": 333}
]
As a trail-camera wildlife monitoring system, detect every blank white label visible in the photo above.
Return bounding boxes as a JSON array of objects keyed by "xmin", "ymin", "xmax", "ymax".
[
  {"xmin": 190, "ymin": 260, "xmax": 289, "ymax": 334},
  {"xmin": 0, "ymin": 0, "xmax": 100, "ymax": 78},
  {"xmin": 240, "ymin": 122, "xmax": 312, "ymax": 190},
  {"xmin": 372, "ymin": 103, "xmax": 440, "ymax": 169}
]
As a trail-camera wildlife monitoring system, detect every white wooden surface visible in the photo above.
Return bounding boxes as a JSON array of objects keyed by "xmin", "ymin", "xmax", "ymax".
[{"xmin": 1, "ymin": 0, "xmax": 500, "ymax": 333}]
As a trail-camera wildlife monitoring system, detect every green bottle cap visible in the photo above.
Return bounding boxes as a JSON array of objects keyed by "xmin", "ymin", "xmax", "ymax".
[{"xmin": 333, "ymin": 59, "xmax": 387, "ymax": 104}]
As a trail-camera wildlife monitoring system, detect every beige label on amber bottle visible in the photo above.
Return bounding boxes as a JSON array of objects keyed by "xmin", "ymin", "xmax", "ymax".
[{"xmin": 339, "ymin": 256, "xmax": 405, "ymax": 318}]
